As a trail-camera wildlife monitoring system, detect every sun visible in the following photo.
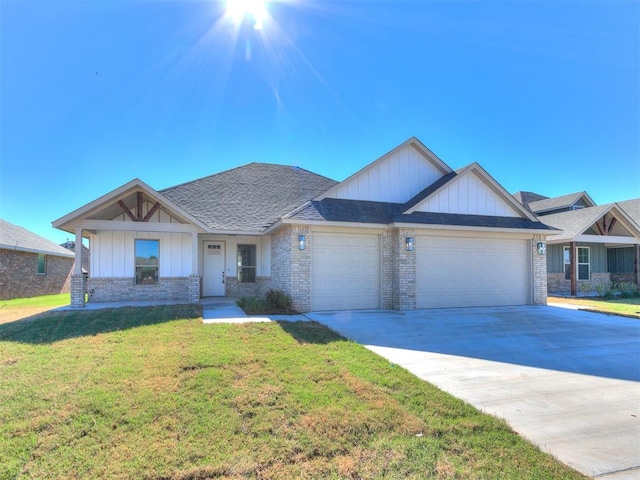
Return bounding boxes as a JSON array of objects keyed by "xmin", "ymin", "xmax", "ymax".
[{"xmin": 225, "ymin": 0, "xmax": 269, "ymax": 30}]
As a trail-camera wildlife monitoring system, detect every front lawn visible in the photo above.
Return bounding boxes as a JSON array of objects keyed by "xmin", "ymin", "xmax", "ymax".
[
  {"xmin": 0, "ymin": 305, "xmax": 585, "ymax": 479},
  {"xmin": 549, "ymin": 296, "xmax": 640, "ymax": 318}
]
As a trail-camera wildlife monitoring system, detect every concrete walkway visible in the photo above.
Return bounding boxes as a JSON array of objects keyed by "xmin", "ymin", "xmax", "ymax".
[{"xmin": 306, "ymin": 306, "xmax": 640, "ymax": 480}]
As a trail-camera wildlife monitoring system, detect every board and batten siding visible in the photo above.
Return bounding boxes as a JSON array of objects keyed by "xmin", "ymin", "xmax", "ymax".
[
  {"xmin": 326, "ymin": 144, "xmax": 445, "ymax": 203},
  {"xmin": 91, "ymin": 231, "xmax": 193, "ymax": 278},
  {"xmin": 415, "ymin": 171, "xmax": 520, "ymax": 217},
  {"xmin": 547, "ymin": 242, "xmax": 608, "ymax": 273}
]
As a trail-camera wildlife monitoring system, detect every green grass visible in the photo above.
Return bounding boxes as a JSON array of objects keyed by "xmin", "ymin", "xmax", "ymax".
[
  {"xmin": 0, "ymin": 293, "xmax": 70, "ymax": 309},
  {"xmin": 0, "ymin": 306, "xmax": 586, "ymax": 479},
  {"xmin": 550, "ymin": 296, "xmax": 640, "ymax": 317}
]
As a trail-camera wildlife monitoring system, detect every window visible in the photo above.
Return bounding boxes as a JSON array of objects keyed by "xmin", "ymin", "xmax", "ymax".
[
  {"xmin": 37, "ymin": 254, "xmax": 46, "ymax": 274},
  {"xmin": 577, "ymin": 247, "xmax": 590, "ymax": 281},
  {"xmin": 135, "ymin": 239, "xmax": 159, "ymax": 285},
  {"xmin": 563, "ymin": 246, "xmax": 590, "ymax": 281},
  {"xmin": 237, "ymin": 244, "xmax": 256, "ymax": 283}
]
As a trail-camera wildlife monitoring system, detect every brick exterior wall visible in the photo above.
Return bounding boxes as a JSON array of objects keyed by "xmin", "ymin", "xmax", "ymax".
[
  {"xmin": 269, "ymin": 225, "xmax": 312, "ymax": 312},
  {"xmin": 0, "ymin": 249, "xmax": 73, "ymax": 300},
  {"xmin": 225, "ymin": 276, "xmax": 272, "ymax": 298},
  {"xmin": 87, "ymin": 277, "xmax": 192, "ymax": 302},
  {"xmin": 71, "ymin": 275, "xmax": 86, "ymax": 307},
  {"xmin": 392, "ymin": 228, "xmax": 416, "ymax": 310},
  {"xmin": 548, "ymin": 272, "xmax": 611, "ymax": 295},
  {"xmin": 532, "ymin": 235, "xmax": 548, "ymax": 305},
  {"xmin": 381, "ymin": 230, "xmax": 394, "ymax": 309}
]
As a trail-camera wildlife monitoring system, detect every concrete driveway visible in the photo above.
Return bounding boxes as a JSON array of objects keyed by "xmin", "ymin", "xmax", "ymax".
[{"xmin": 306, "ymin": 306, "xmax": 640, "ymax": 480}]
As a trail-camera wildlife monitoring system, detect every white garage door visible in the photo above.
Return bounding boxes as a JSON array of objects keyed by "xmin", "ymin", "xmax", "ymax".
[
  {"xmin": 416, "ymin": 236, "xmax": 530, "ymax": 308},
  {"xmin": 312, "ymin": 233, "xmax": 380, "ymax": 311}
]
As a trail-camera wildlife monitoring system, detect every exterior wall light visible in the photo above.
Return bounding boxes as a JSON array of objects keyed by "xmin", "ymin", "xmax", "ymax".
[
  {"xmin": 406, "ymin": 237, "xmax": 414, "ymax": 251},
  {"xmin": 537, "ymin": 242, "xmax": 546, "ymax": 255},
  {"xmin": 298, "ymin": 234, "xmax": 306, "ymax": 250}
]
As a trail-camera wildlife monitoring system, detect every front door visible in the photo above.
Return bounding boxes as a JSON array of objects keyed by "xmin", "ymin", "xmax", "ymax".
[{"xmin": 203, "ymin": 241, "xmax": 225, "ymax": 296}]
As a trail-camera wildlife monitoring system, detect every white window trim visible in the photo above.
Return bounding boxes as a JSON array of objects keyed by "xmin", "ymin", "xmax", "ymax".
[
  {"xmin": 135, "ymin": 238, "xmax": 160, "ymax": 285},
  {"xmin": 577, "ymin": 246, "xmax": 590, "ymax": 281},
  {"xmin": 563, "ymin": 245, "xmax": 590, "ymax": 281}
]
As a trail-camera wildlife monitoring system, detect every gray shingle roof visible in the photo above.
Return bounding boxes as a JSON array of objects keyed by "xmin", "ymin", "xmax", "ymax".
[
  {"xmin": 512, "ymin": 191, "xmax": 548, "ymax": 208},
  {"xmin": 539, "ymin": 205, "xmax": 613, "ymax": 241},
  {"xmin": 286, "ymin": 198, "xmax": 554, "ymax": 231},
  {"xmin": 527, "ymin": 192, "xmax": 589, "ymax": 214},
  {"xmin": 0, "ymin": 219, "xmax": 74, "ymax": 257},
  {"xmin": 617, "ymin": 198, "xmax": 640, "ymax": 225},
  {"xmin": 160, "ymin": 163, "xmax": 337, "ymax": 232}
]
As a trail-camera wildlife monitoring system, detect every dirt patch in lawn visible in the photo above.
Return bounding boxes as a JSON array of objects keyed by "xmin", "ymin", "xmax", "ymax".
[{"xmin": 0, "ymin": 306, "xmax": 58, "ymax": 325}]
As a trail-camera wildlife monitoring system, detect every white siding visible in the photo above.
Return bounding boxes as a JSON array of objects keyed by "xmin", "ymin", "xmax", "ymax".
[
  {"xmin": 415, "ymin": 171, "xmax": 521, "ymax": 217},
  {"xmin": 91, "ymin": 231, "xmax": 193, "ymax": 277},
  {"xmin": 327, "ymin": 145, "xmax": 444, "ymax": 203}
]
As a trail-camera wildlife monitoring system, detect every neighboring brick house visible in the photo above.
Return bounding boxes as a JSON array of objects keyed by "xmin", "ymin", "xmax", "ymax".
[
  {"xmin": 54, "ymin": 137, "xmax": 554, "ymax": 311},
  {"xmin": 513, "ymin": 192, "xmax": 640, "ymax": 295},
  {"xmin": 0, "ymin": 218, "xmax": 75, "ymax": 300},
  {"xmin": 60, "ymin": 240, "xmax": 90, "ymax": 275}
]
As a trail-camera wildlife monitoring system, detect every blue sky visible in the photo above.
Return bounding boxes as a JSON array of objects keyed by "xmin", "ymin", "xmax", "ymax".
[{"xmin": 1, "ymin": 0, "xmax": 638, "ymax": 244}]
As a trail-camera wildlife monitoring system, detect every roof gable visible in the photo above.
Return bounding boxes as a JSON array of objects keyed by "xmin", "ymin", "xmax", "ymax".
[
  {"xmin": 528, "ymin": 191, "xmax": 596, "ymax": 215},
  {"xmin": 541, "ymin": 203, "xmax": 640, "ymax": 243},
  {"xmin": 316, "ymin": 137, "xmax": 452, "ymax": 203},
  {"xmin": 1, "ymin": 219, "xmax": 74, "ymax": 257},
  {"xmin": 405, "ymin": 163, "xmax": 537, "ymax": 220},
  {"xmin": 53, "ymin": 179, "xmax": 210, "ymax": 234}
]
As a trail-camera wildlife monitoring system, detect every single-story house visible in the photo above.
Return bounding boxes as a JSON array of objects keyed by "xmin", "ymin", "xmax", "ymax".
[
  {"xmin": 54, "ymin": 137, "xmax": 554, "ymax": 311},
  {"xmin": 514, "ymin": 192, "xmax": 640, "ymax": 295},
  {"xmin": 0, "ymin": 218, "xmax": 75, "ymax": 300}
]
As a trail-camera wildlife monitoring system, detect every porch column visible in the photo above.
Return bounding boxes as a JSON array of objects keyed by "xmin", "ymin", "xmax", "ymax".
[
  {"xmin": 635, "ymin": 245, "xmax": 639, "ymax": 288},
  {"xmin": 191, "ymin": 232, "xmax": 199, "ymax": 274},
  {"xmin": 569, "ymin": 241, "xmax": 577, "ymax": 296},
  {"xmin": 188, "ymin": 232, "xmax": 200, "ymax": 303},
  {"xmin": 70, "ymin": 228, "xmax": 86, "ymax": 308}
]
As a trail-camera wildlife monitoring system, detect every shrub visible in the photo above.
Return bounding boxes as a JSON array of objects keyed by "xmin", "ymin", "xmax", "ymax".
[
  {"xmin": 237, "ymin": 290, "xmax": 295, "ymax": 315},
  {"xmin": 236, "ymin": 296, "xmax": 267, "ymax": 314},
  {"xmin": 578, "ymin": 282, "xmax": 592, "ymax": 294},
  {"xmin": 615, "ymin": 281, "xmax": 639, "ymax": 299},
  {"xmin": 596, "ymin": 282, "xmax": 614, "ymax": 299},
  {"xmin": 265, "ymin": 289, "xmax": 293, "ymax": 312}
]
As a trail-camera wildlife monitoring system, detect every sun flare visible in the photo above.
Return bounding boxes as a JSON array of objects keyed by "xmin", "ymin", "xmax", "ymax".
[{"xmin": 225, "ymin": 0, "xmax": 269, "ymax": 30}]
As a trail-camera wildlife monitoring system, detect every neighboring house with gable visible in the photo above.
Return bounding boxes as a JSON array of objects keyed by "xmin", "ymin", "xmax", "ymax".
[
  {"xmin": 514, "ymin": 192, "xmax": 640, "ymax": 295},
  {"xmin": 53, "ymin": 137, "xmax": 554, "ymax": 311},
  {"xmin": 0, "ymin": 218, "xmax": 75, "ymax": 300}
]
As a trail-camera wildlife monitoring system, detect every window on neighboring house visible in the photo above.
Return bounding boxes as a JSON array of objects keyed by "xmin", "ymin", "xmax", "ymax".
[
  {"xmin": 237, "ymin": 244, "xmax": 256, "ymax": 283},
  {"xmin": 577, "ymin": 247, "xmax": 590, "ymax": 281},
  {"xmin": 135, "ymin": 239, "xmax": 159, "ymax": 285},
  {"xmin": 37, "ymin": 254, "xmax": 46, "ymax": 274},
  {"xmin": 564, "ymin": 246, "xmax": 590, "ymax": 281}
]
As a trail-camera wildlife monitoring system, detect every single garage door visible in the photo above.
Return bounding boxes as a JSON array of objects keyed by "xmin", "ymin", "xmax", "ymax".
[
  {"xmin": 312, "ymin": 233, "xmax": 380, "ymax": 311},
  {"xmin": 416, "ymin": 236, "xmax": 530, "ymax": 308}
]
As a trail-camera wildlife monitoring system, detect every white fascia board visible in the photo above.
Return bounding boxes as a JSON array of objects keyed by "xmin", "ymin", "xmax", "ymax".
[
  {"xmin": 391, "ymin": 222, "xmax": 555, "ymax": 236},
  {"xmin": 64, "ymin": 220, "xmax": 206, "ymax": 234},
  {"xmin": 0, "ymin": 244, "xmax": 75, "ymax": 258},
  {"xmin": 547, "ymin": 235, "xmax": 640, "ymax": 245}
]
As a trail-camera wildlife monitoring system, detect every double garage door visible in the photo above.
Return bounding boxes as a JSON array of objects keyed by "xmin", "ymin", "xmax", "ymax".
[
  {"xmin": 416, "ymin": 236, "xmax": 530, "ymax": 308},
  {"xmin": 311, "ymin": 232, "xmax": 530, "ymax": 311}
]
